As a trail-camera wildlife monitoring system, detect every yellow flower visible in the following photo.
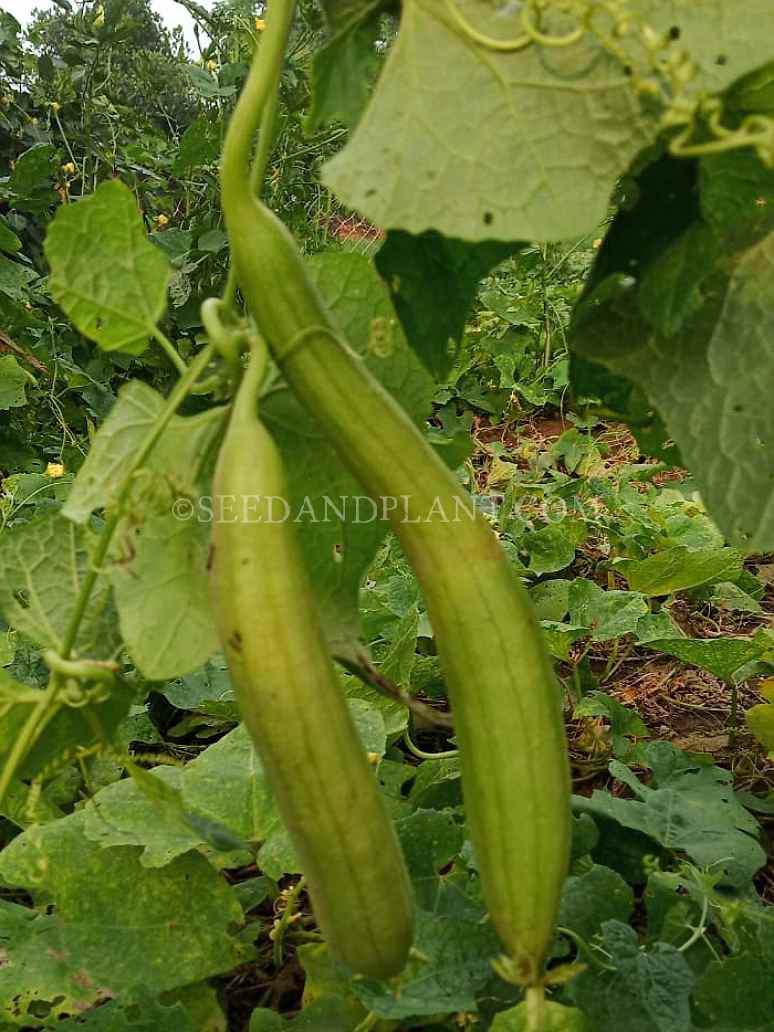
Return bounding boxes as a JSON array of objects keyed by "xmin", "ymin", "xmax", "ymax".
[
  {"xmin": 206, "ymin": 59, "xmax": 218, "ymax": 71},
  {"xmin": 46, "ymin": 463, "xmax": 65, "ymax": 479},
  {"xmin": 62, "ymin": 161, "xmax": 76, "ymax": 175},
  {"xmin": 50, "ymin": 101, "xmax": 61, "ymax": 114},
  {"xmin": 157, "ymin": 214, "xmax": 170, "ymax": 227},
  {"xmin": 255, "ymin": 17, "xmax": 266, "ymax": 31}
]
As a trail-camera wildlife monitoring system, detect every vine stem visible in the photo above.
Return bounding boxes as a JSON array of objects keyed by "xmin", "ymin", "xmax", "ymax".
[
  {"xmin": 343, "ymin": 652, "xmax": 455, "ymax": 730},
  {"xmin": 403, "ymin": 727, "xmax": 458, "ymax": 761},
  {"xmin": 0, "ymin": 678, "xmax": 62, "ymax": 808},
  {"xmin": 222, "ymin": 0, "xmax": 294, "ymax": 312},
  {"xmin": 271, "ymin": 876, "xmax": 306, "ymax": 966},
  {"xmin": 0, "ymin": 345, "xmax": 215, "ymax": 808},
  {"xmin": 728, "ymin": 680, "xmax": 739, "ymax": 750},
  {"xmin": 152, "ymin": 328, "xmax": 188, "ymax": 375},
  {"xmin": 61, "ymin": 343, "xmax": 214, "ymax": 660}
]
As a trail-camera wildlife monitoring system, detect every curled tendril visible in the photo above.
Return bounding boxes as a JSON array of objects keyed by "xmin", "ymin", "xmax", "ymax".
[
  {"xmin": 443, "ymin": 0, "xmax": 592, "ymax": 54},
  {"xmin": 58, "ymin": 679, "xmax": 113, "ymax": 707},
  {"xmin": 443, "ymin": 0, "xmax": 641, "ymax": 57},
  {"xmin": 441, "ymin": 0, "xmax": 774, "ymax": 168},
  {"xmin": 520, "ymin": 0, "xmax": 586, "ymax": 47},
  {"xmin": 671, "ymin": 116, "xmax": 774, "ymax": 164},
  {"xmin": 201, "ymin": 296, "xmax": 250, "ymax": 368},
  {"xmin": 442, "ymin": 0, "xmax": 531, "ymax": 52}
]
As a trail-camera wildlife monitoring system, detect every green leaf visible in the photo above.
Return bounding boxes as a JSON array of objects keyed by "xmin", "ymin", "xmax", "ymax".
[
  {"xmin": 573, "ymin": 690, "xmax": 649, "ymax": 761},
  {"xmin": 62, "ymin": 382, "xmax": 225, "ymax": 680},
  {"xmin": 569, "ymin": 920, "xmax": 694, "ymax": 1032},
  {"xmin": 574, "ymin": 745, "xmax": 767, "ymax": 887},
  {"xmin": 197, "ymin": 228, "xmax": 228, "ymax": 253},
  {"xmin": 0, "ymin": 215, "xmax": 21, "ymax": 253},
  {"xmin": 637, "ymin": 221, "xmax": 722, "ymax": 337},
  {"xmin": 249, "ymin": 1012, "xmax": 284, "ymax": 1032},
  {"xmin": 53, "ymin": 997, "xmax": 199, "ymax": 1030},
  {"xmin": 492, "ymin": 1001, "xmax": 586, "ymax": 1031},
  {"xmin": 695, "ymin": 955, "xmax": 774, "ymax": 1031},
  {"xmin": 0, "ymin": 511, "xmax": 119, "ymax": 657},
  {"xmin": 701, "ymin": 148, "xmax": 774, "ymax": 248},
  {"xmin": 110, "ymin": 513, "xmax": 218, "ymax": 680},
  {"xmin": 82, "ymin": 726, "xmax": 269, "ymax": 866},
  {"xmin": 64, "ymin": 380, "xmax": 225, "ymax": 524},
  {"xmin": 162, "ymin": 656, "xmax": 238, "ymax": 720},
  {"xmin": 558, "ymin": 863, "xmax": 634, "ymax": 943},
  {"xmin": 0, "ymin": 354, "xmax": 34, "ymax": 409},
  {"xmin": 353, "ymin": 909, "xmax": 499, "ymax": 1018},
  {"xmin": 572, "ymin": 148, "xmax": 774, "ymax": 551},
  {"xmin": 529, "ymin": 579, "xmax": 570, "ymax": 622},
  {"xmin": 296, "ymin": 943, "xmax": 369, "ymax": 1025},
  {"xmin": 568, "ymin": 578, "xmax": 648, "ymax": 642},
  {"xmin": 181, "ymin": 723, "xmax": 273, "ymax": 842},
  {"xmin": 186, "ymin": 64, "xmax": 235, "ymax": 98},
  {"xmin": 380, "ymin": 604, "xmax": 419, "ymax": 686},
  {"xmin": 396, "ymin": 809, "xmax": 463, "ymax": 909},
  {"xmin": 745, "ymin": 703, "xmax": 774, "ymax": 754},
  {"xmin": 307, "ymin": 0, "xmax": 384, "ymax": 131},
  {"xmin": 45, "ymin": 179, "xmax": 170, "ymax": 354},
  {"xmin": 0, "ymin": 254, "xmax": 37, "ymax": 299},
  {"xmin": 708, "ymin": 581, "xmax": 764, "ymax": 614},
  {"xmin": 324, "ymin": 0, "xmax": 774, "ymax": 241},
  {"xmin": 173, "ymin": 116, "xmax": 220, "ymax": 173},
  {"xmin": 0, "ymin": 812, "xmax": 246, "ymax": 1022},
  {"xmin": 258, "ymin": 821, "xmax": 300, "ymax": 880},
  {"xmin": 634, "ymin": 611, "xmax": 685, "ymax": 643},
  {"xmin": 645, "ymin": 633, "xmax": 770, "ymax": 681},
  {"xmin": 541, "ymin": 621, "xmax": 587, "ymax": 661},
  {"xmin": 374, "ymin": 230, "xmax": 517, "ymax": 377},
  {"xmin": 345, "ymin": 697, "xmax": 386, "ymax": 756},
  {"xmin": 9, "ymin": 142, "xmax": 56, "ymax": 195},
  {"xmin": 521, "ymin": 520, "xmax": 585, "ymax": 576},
  {"xmin": 406, "ymin": 755, "xmax": 461, "ymax": 811},
  {"xmin": 619, "ymin": 546, "xmax": 743, "ymax": 596},
  {"xmin": 151, "ymin": 227, "xmax": 194, "ymax": 263},
  {"xmin": 82, "ymin": 767, "xmax": 204, "ymax": 867}
]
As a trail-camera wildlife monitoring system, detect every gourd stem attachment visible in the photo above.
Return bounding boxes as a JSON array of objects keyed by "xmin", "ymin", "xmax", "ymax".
[{"xmin": 525, "ymin": 984, "xmax": 547, "ymax": 1032}]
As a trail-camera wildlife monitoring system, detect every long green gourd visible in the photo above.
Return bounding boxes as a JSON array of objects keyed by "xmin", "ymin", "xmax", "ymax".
[
  {"xmin": 209, "ymin": 335, "xmax": 414, "ymax": 979},
  {"xmin": 220, "ymin": 0, "xmax": 571, "ymax": 991}
]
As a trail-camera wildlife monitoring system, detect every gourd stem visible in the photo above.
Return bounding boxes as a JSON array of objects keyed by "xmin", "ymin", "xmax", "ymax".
[
  {"xmin": 231, "ymin": 335, "xmax": 270, "ymax": 423},
  {"xmin": 221, "ymin": 0, "xmax": 296, "ymax": 234},
  {"xmin": 222, "ymin": 86, "xmax": 280, "ymax": 311},
  {"xmin": 526, "ymin": 984, "xmax": 547, "ymax": 1032}
]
